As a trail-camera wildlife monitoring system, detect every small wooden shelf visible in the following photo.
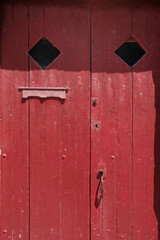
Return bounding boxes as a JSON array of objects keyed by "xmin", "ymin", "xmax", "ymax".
[{"xmin": 19, "ymin": 87, "xmax": 68, "ymax": 99}]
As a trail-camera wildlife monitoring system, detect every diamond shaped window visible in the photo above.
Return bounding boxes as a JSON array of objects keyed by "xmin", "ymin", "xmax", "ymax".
[
  {"xmin": 115, "ymin": 37, "xmax": 146, "ymax": 67},
  {"xmin": 28, "ymin": 37, "xmax": 61, "ymax": 70}
]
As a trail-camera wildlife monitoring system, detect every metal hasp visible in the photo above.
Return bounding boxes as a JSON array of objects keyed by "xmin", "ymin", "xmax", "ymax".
[{"xmin": 19, "ymin": 87, "xmax": 68, "ymax": 99}]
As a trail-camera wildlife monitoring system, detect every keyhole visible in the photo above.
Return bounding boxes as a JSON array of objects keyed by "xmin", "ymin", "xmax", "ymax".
[{"xmin": 95, "ymin": 123, "xmax": 98, "ymax": 128}]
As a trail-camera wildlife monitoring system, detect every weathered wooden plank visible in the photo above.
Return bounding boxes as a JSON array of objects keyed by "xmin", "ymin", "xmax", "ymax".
[
  {"xmin": 132, "ymin": 5, "xmax": 148, "ymax": 240},
  {"xmin": 0, "ymin": 4, "xmax": 29, "ymax": 240},
  {"xmin": 114, "ymin": 4, "xmax": 132, "ymax": 240},
  {"xmin": 101, "ymin": 6, "xmax": 117, "ymax": 240},
  {"xmin": 29, "ymin": 6, "xmax": 51, "ymax": 240},
  {"xmin": 145, "ymin": 4, "xmax": 160, "ymax": 240},
  {"xmin": 91, "ymin": 8, "xmax": 104, "ymax": 240}
]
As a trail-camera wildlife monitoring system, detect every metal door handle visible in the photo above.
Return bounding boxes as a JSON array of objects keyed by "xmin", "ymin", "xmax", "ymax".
[
  {"xmin": 100, "ymin": 174, "xmax": 104, "ymax": 198},
  {"xmin": 99, "ymin": 170, "xmax": 104, "ymax": 198},
  {"xmin": 95, "ymin": 169, "xmax": 105, "ymax": 208}
]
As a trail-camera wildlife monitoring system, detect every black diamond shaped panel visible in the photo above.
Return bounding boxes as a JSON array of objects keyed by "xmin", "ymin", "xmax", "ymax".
[
  {"xmin": 115, "ymin": 39, "xmax": 146, "ymax": 67},
  {"xmin": 28, "ymin": 37, "xmax": 61, "ymax": 69}
]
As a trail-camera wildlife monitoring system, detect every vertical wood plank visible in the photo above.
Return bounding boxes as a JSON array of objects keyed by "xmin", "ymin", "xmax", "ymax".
[
  {"xmin": 101, "ymin": 7, "xmax": 117, "ymax": 240},
  {"xmin": 145, "ymin": 4, "xmax": 160, "ymax": 240},
  {"xmin": 91, "ymin": 8, "xmax": 104, "ymax": 240},
  {"xmin": 115, "ymin": 5, "xmax": 132, "ymax": 240},
  {"xmin": 0, "ymin": 4, "xmax": 29, "ymax": 240},
  {"xmin": 132, "ymin": 5, "xmax": 148, "ymax": 240},
  {"xmin": 116, "ymin": 26, "xmax": 132, "ymax": 239}
]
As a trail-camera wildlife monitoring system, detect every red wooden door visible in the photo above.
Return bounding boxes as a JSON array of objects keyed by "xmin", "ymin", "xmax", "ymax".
[
  {"xmin": 91, "ymin": 2, "xmax": 160, "ymax": 240},
  {"xmin": 0, "ymin": 1, "xmax": 160, "ymax": 240},
  {"xmin": 0, "ymin": 4, "xmax": 90, "ymax": 240}
]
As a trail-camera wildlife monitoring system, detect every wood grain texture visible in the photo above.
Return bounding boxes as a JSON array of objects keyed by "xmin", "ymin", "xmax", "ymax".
[
  {"xmin": 0, "ymin": 4, "xmax": 29, "ymax": 240},
  {"xmin": 21, "ymin": 89, "xmax": 67, "ymax": 99},
  {"xmin": 29, "ymin": 5, "xmax": 90, "ymax": 240},
  {"xmin": 45, "ymin": 6, "xmax": 90, "ymax": 240},
  {"xmin": 102, "ymin": 7, "xmax": 117, "ymax": 240},
  {"xmin": 114, "ymin": 5, "xmax": 132, "ymax": 240},
  {"xmin": 132, "ymin": 5, "xmax": 148, "ymax": 240},
  {"xmin": 91, "ymin": 3, "xmax": 132, "ymax": 240},
  {"xmin": 91, "ymin": 8, "xmax": 104, "ymax": 240},
  {"xmin": 0, "ymin": 2, "xmax": 160, "ymax": 240},
  {"xmin": 145, "ymin": 4, "xmax": 160, "ymax": 240}
]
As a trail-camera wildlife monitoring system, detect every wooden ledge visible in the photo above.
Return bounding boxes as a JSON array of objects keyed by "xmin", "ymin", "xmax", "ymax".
[{"xmin": 19, "ymin": 87, "xmax": 68, "ymax": 99}]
